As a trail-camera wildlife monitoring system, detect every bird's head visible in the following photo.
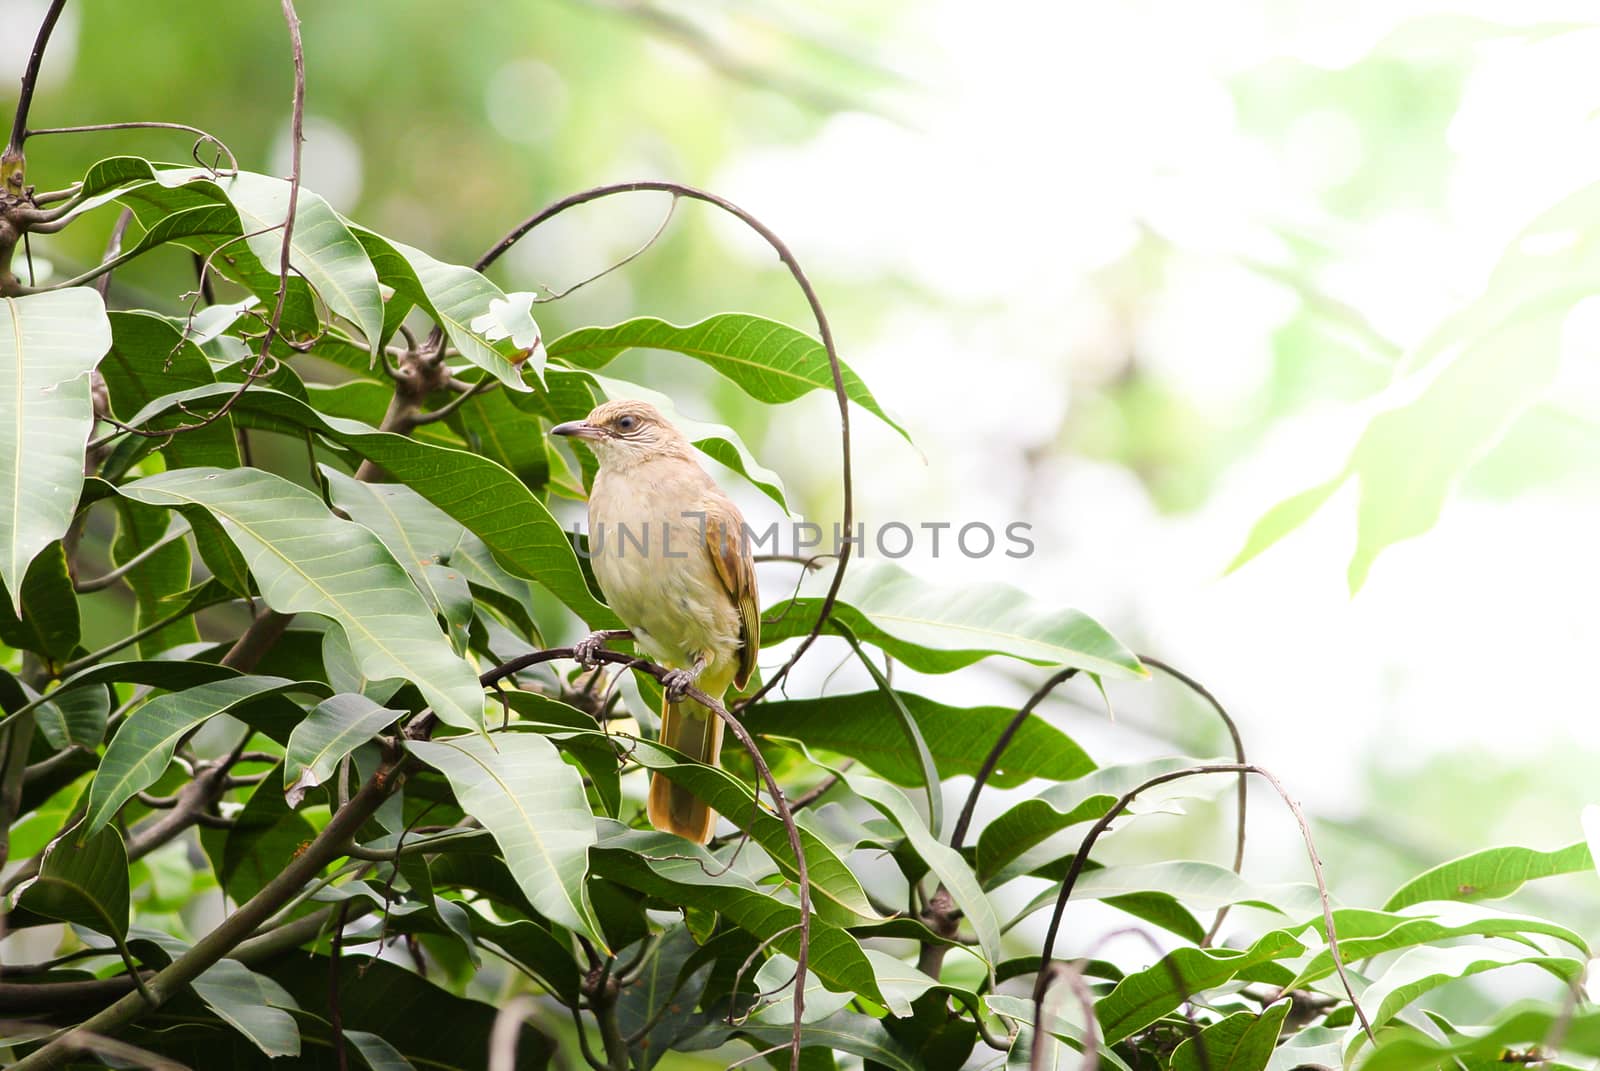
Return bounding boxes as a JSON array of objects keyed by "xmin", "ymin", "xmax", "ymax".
[{"xmin": 551, "ymin": 400, "xmax": 693, "ymax": 468}]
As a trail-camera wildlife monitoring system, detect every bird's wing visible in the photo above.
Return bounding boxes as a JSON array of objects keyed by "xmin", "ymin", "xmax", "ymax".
[{"xmin": 703, "ymin": 495, "xmax": 760, "ymax": 689}]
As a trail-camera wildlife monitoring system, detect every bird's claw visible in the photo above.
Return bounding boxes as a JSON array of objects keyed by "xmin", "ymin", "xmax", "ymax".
[
  {"xmin": 574, "ymin": 632, "xmax": 609, "ymax": 667},
  {"xmin": 662, "ymin": 668, "xmax": 696, "ymax": 703}
]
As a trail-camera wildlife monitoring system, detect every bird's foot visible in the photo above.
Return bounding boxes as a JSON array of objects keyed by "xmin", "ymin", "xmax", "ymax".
[
  {"xmin": 662, "ymin": 666, "xmax": 701, "ymax": 703},
  {"xmin": 574, "ymin": 630, "xmax": 625, "ymax": 667}
]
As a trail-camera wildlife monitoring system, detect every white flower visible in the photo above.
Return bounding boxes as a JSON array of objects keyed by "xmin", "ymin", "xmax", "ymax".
[{"xmin": 470, "ymin": 291, "xmax": 542, "ymax": 351}]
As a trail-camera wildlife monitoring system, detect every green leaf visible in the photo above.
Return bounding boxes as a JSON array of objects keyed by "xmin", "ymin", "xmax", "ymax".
[
  {"xmin": 1361, "ymin": 1002, "xmax": 1600, "ymax": 1071},
  {"xmin": 117, "ymin": 383, "xmax": 615, "ymax": 625},
  {"xmin": 217, "ymin": 172, "xmax": 384, "ymax": 351},
  {"xmin": 1351, "ymin": 945, "xmax": 1586, "ymax": 1058},
  {"xmin": 407, "ymin": 733, "xmax": 601, "ymax": 943},
  {"xmin": 835, "ymin": 763, "xmax": 1001, "ymax": 972},
  {"xmin": 120, "ymin": 467, "xmax": 485, "ymax": 731},
  {"xmin": 1383, "ymin": 841, "xmax": 1591, "ymax": 910},
  {"xmin": 977, "ymin": 757, "xmax": 1229, "ymax": 885},
  {"xmin": 591, "ymin": 825, "xmax": 886, "ymax": 1003},
  {"xmin": 218, "ymin": 766, "xmax": 318, "ymax": 903},
  {"xmin": 0, "ymin": 289, "xmax": 111, "ymax": 610},
  {"xmin": 111, "ymin": 502, "xmax": 202, "ymax": 657},
  {"xmin": 284, "ymin": 693, "xmax": 404, "ymax": 807},
  {"xmin": 99, "ymin": 310, "xmax": 239, "ymax": 468},
  {"xmin": 190, "ymin": 958, "xmax": 302, "ymax": 1059},
  {"xmin": 617, "ymin": 926, "xmax": 712, "ymax": 1067},
  {"xmin": 86, "ymin": 676, "xmax": 322, "ymax": 834},
  {"xmin": 685, "ymin": 1011, "xmax": 920, "ymax": 1071},
  {"xmin": 471, "ymin": 916, "xmax": 581, "ymax": 1007},
  {"xmin": 34, "ymin": 680, "xmax": 111, "ymax": 750},
  {"xmin": 837, "ymin": 623, "xmax": 942, "ymax": 834},
  {"xmin": 1096, "ymin": 930, "xmax": 1306, "ymax": 1044},
  {"xmin": 1061, "ymin": 861, "xmax": 1321, "ymax": 916},
  {"xmin": 13, "ymin": 822, "xmax": 130, "ymax": 940},
  {"xmin": 744, "ymin": 689, "xmax": 1092, "ymax": 790},
  {"xmin": 114, "ymin": 167, "xmax": 383, "ymax": 352},
  {"xmin": 588, "ymin": 372, "xmax": 789, "ymax": 511},
  {"xmin": 351, "ymin": 227, "xmax": 537, "ymax": 387},
  {"xmin": 548, "ymin": 313, "xmax": 906, "ymax": 438},
  {"xmin": 265, "ymin": 953, "xmax": 551, "ymax": 1071},
  {"xmin": 1287, "ymin": 902, "xmax": 1588, "ymax": 989},
  {"xmin": 0, "ymin": 541, "xmax": 80, "ymax": 661},
  {"xmin": 765, "ymin": 561, "xmax": 1144, "ymax": 676},
  {"xmin": 520, "ymin": 717, "xmax": 879, "ymax": 926},
  {"xmin": 320, "ymin": 467, "xmax": 474, "ymax": 646},
  {"xmin": 1170, "ymin": 1000, "xmax": 1291, "ymax": 1071}
]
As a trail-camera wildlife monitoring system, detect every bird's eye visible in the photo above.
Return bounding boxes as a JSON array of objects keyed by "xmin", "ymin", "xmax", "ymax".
[{"xmin": 617, "ymin": 415, "xmax": 637, "ymax": 432}]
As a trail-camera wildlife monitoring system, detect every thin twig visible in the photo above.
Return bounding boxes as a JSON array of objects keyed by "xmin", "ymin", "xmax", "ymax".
[
  {"xmin": 472, "ymin": 181, "xmax": 854, "ymax": 712},
  {"xmin": 2, "ymin": 0, "xmax": 68, "ymax": 177},
  {"xmin": 528, "ymin": 193, "xmax": 677, "ymax": 303},
  {"xmin": 92, "ymin": 208, "xmax": 134, "ymax": 301},
  {"xmin": 1031, "ymin": 763, "xmax": 1375, "ymax": 1046},
  {"xmin": 27, "ymin": 122, "xmax": 239, "ymax": 176},
  {"xmin": 1137, "ymin": 655, "xmax": 1248, "ymax": 947},
  {"xmin": 950, "ymin": 667, "xmax": 1079, "ymax": 853}
]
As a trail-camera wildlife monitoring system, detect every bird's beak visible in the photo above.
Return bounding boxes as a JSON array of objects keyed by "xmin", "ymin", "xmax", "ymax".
[{"xmin": 551, "ymin": 420, "xmax": 603, "ymax": 440}]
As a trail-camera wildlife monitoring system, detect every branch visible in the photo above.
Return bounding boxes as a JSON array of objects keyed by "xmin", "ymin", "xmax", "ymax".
[
  {"xmin": 2, "ymin": 0, "xmax": 68, "ymax": 190},
  {"xmin": 8, "ymin": 770, "xmax": 394, "ymax": 1070},
  {"xmin": 1030, "ymin": 763, "xmax": 1375, "ymax": 1047},
  {"xmin": 472, "ymin": 182, "xmax": 853, "ymax": 708}
]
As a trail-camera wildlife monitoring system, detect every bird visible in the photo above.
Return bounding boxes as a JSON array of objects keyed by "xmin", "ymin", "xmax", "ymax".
[{"xmin": 551, "ymin": 400, "xmax": 759, "ymax": 843}]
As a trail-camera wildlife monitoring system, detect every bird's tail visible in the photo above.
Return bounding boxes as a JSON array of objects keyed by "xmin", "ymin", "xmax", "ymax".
[{"xmin": 648, "ymin": 693, "xmax": 723, "ymax": 844}]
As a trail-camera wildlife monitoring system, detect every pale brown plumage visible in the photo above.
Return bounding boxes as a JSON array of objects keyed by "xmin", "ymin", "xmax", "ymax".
[{"xmin": 552, "ymin": 400, "xmax": 758, "ymax": 843}]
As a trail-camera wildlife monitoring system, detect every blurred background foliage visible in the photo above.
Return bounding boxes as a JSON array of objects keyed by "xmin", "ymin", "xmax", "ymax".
[{"xmin": 8, "ymin": 0, "xmax": 1600, "ymax": 1057}]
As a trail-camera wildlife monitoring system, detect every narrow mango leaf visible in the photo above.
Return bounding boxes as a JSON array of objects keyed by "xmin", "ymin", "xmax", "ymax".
[
  {"xmin": 320, "ymin": 468, "xmax": 473, "ymax": 645},
  {"xmin": 14, "ymin": 823, "xmax": 130, "ymax": 940},
  {"xmin": 471, "ymin": 916, "xmax": 582, "ymax": 1007},
  {"xmin": 351, "ymin": 227, "xmax": 537, "ymax": 387},
  {"xmin": 116, "ymin": 383, "xmax": 614, "ymax": 625},
  {"xmin": 977, "ymin": 757, "xmax": 1230, "ymax": 885},
  {"xmin": 0, "ymin": 289, "xmax": 111, "ymax": 611},
  {"xmin": 115, "ymin": 166, "xmax": 382, "ymax": 351},
  {"xmin": 1361, "ymin": 1002, "xmax": 1600, "ymax": 1071},
  {"xmin": 120, "ymin": 467, "xmax": 485, "ymax": 731},
  {"xmin": 99, "ymin": 310, "xmax": 239, "ymax": 468},
  {"xmin": 1348, "ymin": 944, "xmax": 1586, "ymax": 1059},
  {"xmin": 407, "ymin": 733, "xmax": 601, "ymax": 943},
  {"xmin": 1170, "ymin": 1000, "xmax": 1291, "ymax": 1071},
  {"xmin": 765, "ymin": 561, "xmax": 1144, "ymax": 677},
  {"xmin": 591, "ymin": 825, "xmax": 886, "ymax": 1004},
  {"xmin": 547, "ymin": 313, "xmax": 907, "ymax": 440},
  {"xmin": 285, "ymin": 693, "xmax": 405, "ymax": 807},
  {"xmin": 519, "ymin": 718, "xmax": 879, "ymax": 926},
  {"xmin": 837, "ymin": 764, "xmax": 1001, "ymax": 972},
  {"xmin": 1383, "ymin": 841, "xmax": 1591, "ymax": 911},
  {"xmin": 191, "ymin": 958, "xmax": 302, "ymax": 1059},
  {"xmin": 1288, "ymin": 902, "xmax": 1587, "ymax": 989},
  {"xmin": 684, "ymin": 1011, "xmax": 920, "ymax": 1071},
  {"xmin": 218, "ymin": 768, "xmax": 318, "ymax": 903},
  {"xmin": 744, "ymin": 688, "xmax": 1093, "ymax": 790},
  {"xmin": 1097, "ymin": 930, "xmax": 1306, "ymax": 1045},
  {"xmin": 111, "ymin": 502, "xmax": 201, "ymax": 657},
  {"xmin": 589, "ymin": 372, "xmax": 789, "ymax": 511},
  {"xmin": 34, "ymin": 680, "xmax": 111, "ymax": 751},
  {"xmin": 0, "ymin": 541, "xmax": 80, "ymax": 661},
  {"xmin": 86, "ymin": 676, "xmax": 323, "ymax": 834}
]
